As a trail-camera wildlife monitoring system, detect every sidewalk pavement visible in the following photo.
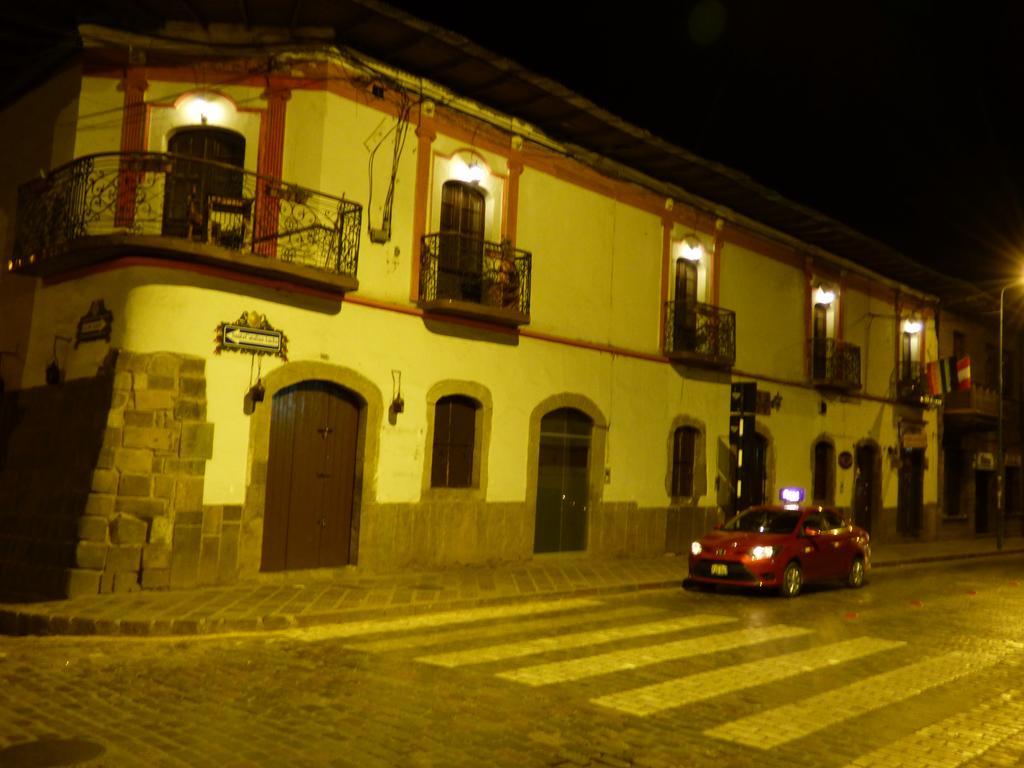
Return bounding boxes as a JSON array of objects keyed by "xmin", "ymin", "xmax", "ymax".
[{"xmin": 2, "ymin": 535, "xmax": 1023, "ymax": 637}]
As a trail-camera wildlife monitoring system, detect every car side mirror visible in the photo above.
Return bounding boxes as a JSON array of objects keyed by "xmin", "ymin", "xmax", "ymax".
[{"xmin": 802, "ymin": 527, "xmax": 820, "ymax": 537}]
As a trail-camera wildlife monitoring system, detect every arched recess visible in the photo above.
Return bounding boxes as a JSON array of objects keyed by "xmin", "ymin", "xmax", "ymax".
[
  {"xmin": 526, "ymin": 394, "xmax": 608, "ymax": 554},
  {"xmin": 421, "ymin": 379, "xmax": 493, "ymax": 499},
  {"xmin": 811, "ymin": 434, "xmax": 837, "ymax": 505},
  {"xmin": 242, "ymin": 361, "xmax": 383, "ymax": 575},
  {"xmin": 665, "ymin": 415, "xmax": 708, "ymax": 502}
]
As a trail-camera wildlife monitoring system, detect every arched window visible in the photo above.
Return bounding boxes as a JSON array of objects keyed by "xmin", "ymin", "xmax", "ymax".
[
  {"xmin": 671, "ymin": 426, "xmax": 699, "ymax": 497},
  {"xmin": 431, "ymin": 395, "xmax": 479, "ymax": 488}
]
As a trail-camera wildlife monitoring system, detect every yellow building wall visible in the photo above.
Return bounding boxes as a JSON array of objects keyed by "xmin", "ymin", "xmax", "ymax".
[
  {"xmin": 518, "ymin": 169, "xmax": 662, "ymax": 350},
  {"xmin": 720, "ymin": 241, "xmax": 805, "ymax": 378}
]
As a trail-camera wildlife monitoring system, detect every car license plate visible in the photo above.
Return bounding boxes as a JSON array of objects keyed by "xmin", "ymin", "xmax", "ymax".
[{"xmin": 710, "ymin": 563, "xmax": 728, "ymax": 576}]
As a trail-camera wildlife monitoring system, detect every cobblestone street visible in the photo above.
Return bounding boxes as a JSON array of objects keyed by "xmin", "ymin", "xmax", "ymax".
[{"xmin": 2, "ymin": 557, "xmax": 1023, "ymax": 767}]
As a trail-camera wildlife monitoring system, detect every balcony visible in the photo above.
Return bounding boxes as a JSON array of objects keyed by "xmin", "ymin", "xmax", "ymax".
[
  {"xmin": 663, "ymin": 300, "xmax": 736, "ymax": 369},
  {"xmin": 418, "ymin": 233, "xmax": 531, "ymax": 326},
  {"xmin": 896, "ymin": 361, "xmax": 928, "ymax": 404},
  {"xmin": 10, "ymin": 152, "xmax": 363, "ymax": 294},
  {"xmin": 809, "ymin": 338, "xmax": 861, "ymax": 391},
  {"xmin": 942, "ymin": 385, "xmax": 1000, "ymax": 431}
]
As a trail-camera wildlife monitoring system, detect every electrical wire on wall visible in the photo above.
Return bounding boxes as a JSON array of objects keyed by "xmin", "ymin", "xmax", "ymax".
[{"xmin": 367, "ymin": 93, "xmax": 413, "ymax": 244}]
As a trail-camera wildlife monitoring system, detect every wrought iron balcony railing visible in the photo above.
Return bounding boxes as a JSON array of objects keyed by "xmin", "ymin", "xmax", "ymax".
[
  {"xmin": 10, "ymin": 152, "xmax": 362, "ymax": 281},
  {"xmin": 896, "ymin": 360, "xmax": 928, "ymax": 403},
  {"xmin": 809, "ymin": 338, "xmax": 862, "ymax": 390},
  {"xmin": 663, "ymin": 300, "xmax": 736, "ymax": 368},
  {"xmin": 418, "ymin": 233, "xmax": 532, "ymax": 326}
]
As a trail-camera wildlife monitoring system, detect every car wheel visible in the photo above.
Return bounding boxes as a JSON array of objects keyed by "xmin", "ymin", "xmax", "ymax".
[
  {"xmin": 847, "ymin": 556, "xmax": 865, "ymax": 588},
  {"xmin": 780, "ymin": 561, "xmax": 802, "ymax": 598}
]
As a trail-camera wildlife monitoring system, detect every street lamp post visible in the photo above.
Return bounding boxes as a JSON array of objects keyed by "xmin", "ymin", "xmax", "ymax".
[{"xmin": 997, "ymin": 284, "xmax": 1012, "ymax": 551}]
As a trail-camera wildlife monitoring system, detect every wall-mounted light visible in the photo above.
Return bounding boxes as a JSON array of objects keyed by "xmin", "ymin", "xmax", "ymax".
[
  {"xmin": 814, "ymin": 285, "xmax": 836, "ymax": 305},
  {"xmin": 182, "ymin": 94, "xmax": 224, "ymax": 126},
  {"xmin": 390, "ymin": 369, "xmax": 404, "ymax": 415},
  {"xmin": 680, "ymin": 234, "xmax": 704, "ymax": 262},
  {"xmin": 903, "ymin": 319, "xmax": 923, "ymax": 334},
  {"xmin": 452, "ymin": 157, "xmax": 487, "ymax": 184}
]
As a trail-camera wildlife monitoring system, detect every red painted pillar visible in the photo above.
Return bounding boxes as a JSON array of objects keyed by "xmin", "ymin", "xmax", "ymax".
[
  {"xmin": 254, "ymin": 86, "xmax": 290, "ymax": 258},
  {"xmin": 115, "ymin": 69, "xmax": 148, "ymax": 228}
]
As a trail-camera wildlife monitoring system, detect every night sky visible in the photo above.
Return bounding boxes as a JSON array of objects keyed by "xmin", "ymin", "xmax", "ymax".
[{"xmin": 386, "ymin": 1, "xmax": 1024, "ymax": 288}]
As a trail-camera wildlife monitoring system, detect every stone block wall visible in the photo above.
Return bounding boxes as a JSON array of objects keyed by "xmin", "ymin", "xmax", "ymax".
[
  {"xmin": 664, "ymin": 505, "xmax": 724, "ymax": 554},
  {"xmin": 0, "ymin": 365, "xmax": 114, "ymax": 599},
  {"xmin": 0, "ymin": 350, "xmax": 229, "ymax": 599}
]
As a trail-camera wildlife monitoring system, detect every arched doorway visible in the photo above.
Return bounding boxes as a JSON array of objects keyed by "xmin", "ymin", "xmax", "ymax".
[
  {"xmin": 262, "ymin": 380, "xmax": 360, "ymax": 571},
  {"xmin": 534, "ymin": 407, "xmax": 592, "ymax": 553},
  {"xmin": 163, "ymin": 127, "xmax": 245, "ymax": 240},
  {"xmin": 853, "ymin": 443, "xmax": 878, "ymax": 533}
]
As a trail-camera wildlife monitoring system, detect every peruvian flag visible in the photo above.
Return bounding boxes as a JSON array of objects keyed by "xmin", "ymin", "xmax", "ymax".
[{"xmin": 956, "ymin": 356, "xmax": 972, "ymax": 390}]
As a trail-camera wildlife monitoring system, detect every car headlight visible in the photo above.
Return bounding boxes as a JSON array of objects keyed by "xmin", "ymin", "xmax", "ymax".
[
  {"xmin": 690, "ymin": 541, "xmax": 702, "ymax": 556},
  {"xmin": 749, "ymin": 545, "xmax": 776, "ymax": 560}
]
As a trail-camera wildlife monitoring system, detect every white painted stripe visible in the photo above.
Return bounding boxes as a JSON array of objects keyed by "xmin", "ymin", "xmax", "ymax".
[
  {"xmin": 347, "ymin": 606, "xmax": 663, "ymax": 653},
  {"xmin": 497, "ymin": 624, "xmax": 811, "ymax": 686},
  {"xmin": 706, "ymin": 650, "xmax": 1002, "ymax": 749},
  {"xmin": 593, "ymin": 636, "xmax": 904, "ymax": 716},
  {"xmin": 838, "ymin": 691, "xmax": 1024, "ymax": 768},
  {"xmin": 282, "ymin": 598, "xmax": 603, "ymax": 641},
  {"xmin": 417, "ymin": 614, "xmax": 738, "ymax": 668}
]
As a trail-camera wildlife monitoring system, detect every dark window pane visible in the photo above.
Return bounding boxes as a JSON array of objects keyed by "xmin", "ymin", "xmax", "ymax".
[
  {"xmin": 431, "ymin": 395, "xmax": 477, "ymax": 488},
  {"xmin": 671, "ymin": 427, "xmax": 697, "ymax": 497}
]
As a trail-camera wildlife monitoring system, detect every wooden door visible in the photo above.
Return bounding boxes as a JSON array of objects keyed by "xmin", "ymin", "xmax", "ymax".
[
  {"xmin": 897, "ymin": 448, "xmax": 924, "ymax": 536},
  {"xmin": 853, "ymin": 444, "xmax": 876, "ymax": 533},
  {"xmin": 163, "ymin": 128, "xmax": 245, "ymax": 239},
  {"xmin": 672, "ymin": 258, "xmax": 698, "ymax": 351},
  {"xmin": 437, "ymin": 180, "xmax": 485, "ymax": 301},
  {"xmin": 812, "ymin": 303, "xmax": 828, "ymax": 378},
  {"xmin": 534, "ymin": 408, "xmax": 591, "ymax": 553},
  {"xmin": 262, "ymin": 381, "xmax": 359, "ymax": 571}
]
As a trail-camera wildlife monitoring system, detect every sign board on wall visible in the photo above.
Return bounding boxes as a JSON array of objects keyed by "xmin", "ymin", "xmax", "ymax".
[
  {"xmin": 215, "ymin": 312, "xmax": 288, "ymax": 360},
  {"xmin": 75, "ymin": 299, "xmax": 113, "ymax": 346}
]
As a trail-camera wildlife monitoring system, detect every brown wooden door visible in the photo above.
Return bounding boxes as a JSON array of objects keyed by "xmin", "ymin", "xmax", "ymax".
[
  {"xmin": 672, "ymin": 258, "xmax": 698, "ymax": 350},
  {"xmin": 163, "ymin": 127, "xmax": 245, "ymax": 239},
  {"xmin": 437, "ymin": 180, "xmax": 485, "ymax": 301},
  {"xmin": 812, "ymin": 303, "xmax": 828, "ymax": 378},
  {"xmin": 853, "ymin": 444, "xmax": 877, "ymax": 533},
  {"xmin": 262, "ymin": 381, "xmax": 359, "ymax": 571}
]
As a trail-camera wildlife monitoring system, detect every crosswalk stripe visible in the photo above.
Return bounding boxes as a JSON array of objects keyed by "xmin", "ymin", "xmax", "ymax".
[
  {"xmin": 497, "ymin": 624, "xmax": 811, "ymax": 686},
  {"xmin": 346, "ymin": 606, "xmax": 663, "ymax": 653},
  {"xmin": 281, "ymin": 598, "xmax": 604, "ymax": 641},
  {"xmin": 838, "ymin": 690, "xmax": 1024, "ymax": 768},
  {"xmin": 592, "ymin": 636, "xmax": 904, "ymax": 716},
  {"xmin": 416, "ymin": 614, "xmax": 738, "ymax": 668},
  {"xmin": 706, "ymin": 650, "xmax": 1003, "ymax": 749}
]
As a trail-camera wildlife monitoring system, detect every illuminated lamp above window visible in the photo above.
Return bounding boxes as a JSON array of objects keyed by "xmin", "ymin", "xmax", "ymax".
[
  {"xmin": 451, "ymin": 156, "xmax": 487, "ymax": 184},
  {"xmin": 680, "ymin": 234, "xmax": 705, "ymax": 262},
  {"xmin": 903, "ymin": 319, "xmax": 923, "ymax": 334},
  {"xmin": 181, "ymin": 94, "xmax": 226, "ymax": 126},
  {"xmin": 814, "ymin": 285, "xmax": 836, "ymax": 305}
]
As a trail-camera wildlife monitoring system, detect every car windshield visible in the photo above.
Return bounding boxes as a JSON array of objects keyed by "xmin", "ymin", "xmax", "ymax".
[{"xmin": 723, "ymin": 508, "xmax": 801, "ymax": 534}]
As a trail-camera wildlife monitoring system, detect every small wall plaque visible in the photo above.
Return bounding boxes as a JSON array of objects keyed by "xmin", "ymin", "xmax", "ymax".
[
  {"xmin": 838, "ymin": 450, "xmax": 853, "ymax": 470},
  {"xmin": 216, "ymin": 311, "xmax": 288, "ymax": 360},
  {"xmin": 75, "ymin": 300, "xmax": 113, "ymax": 347}
]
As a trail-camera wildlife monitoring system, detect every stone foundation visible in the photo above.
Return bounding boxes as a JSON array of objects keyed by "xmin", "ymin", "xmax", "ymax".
[{"xmin": 0, "ymin": 350, "xmax": 217, "ymax": 598}]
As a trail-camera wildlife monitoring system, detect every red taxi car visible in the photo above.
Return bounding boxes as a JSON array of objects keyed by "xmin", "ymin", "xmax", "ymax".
[{"xmin": 685, "ymin": 499, "xmax": 870, "ymax": 597}]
